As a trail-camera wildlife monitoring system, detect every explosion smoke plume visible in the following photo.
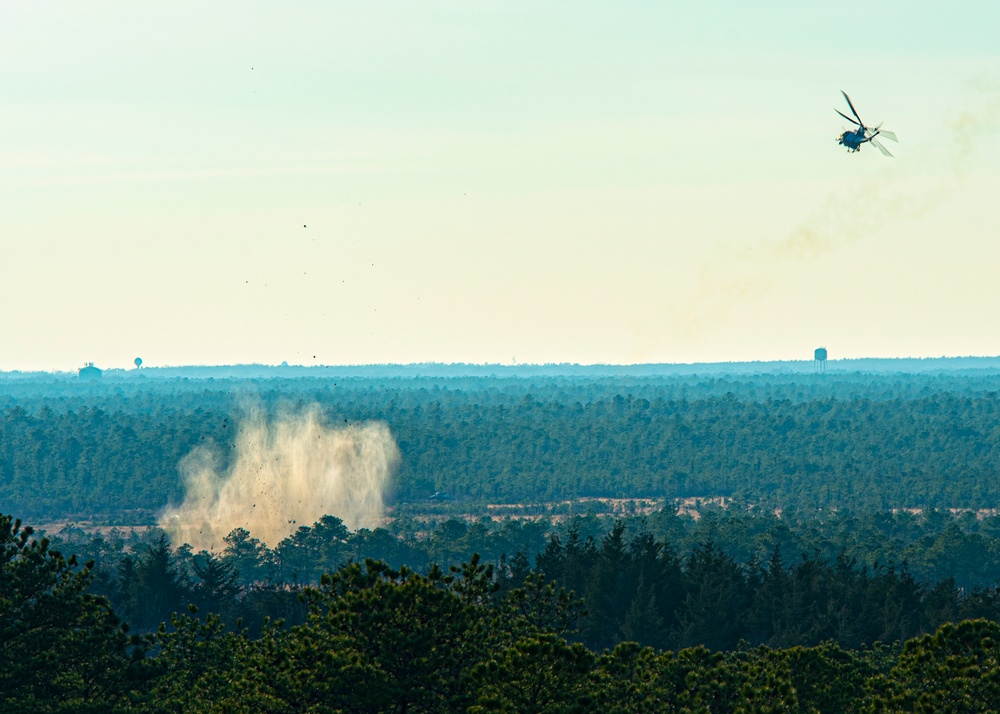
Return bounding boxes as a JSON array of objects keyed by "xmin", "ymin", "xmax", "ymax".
[{"xmin": 159, "ymin": 407, "xmax": 400, "ymax": 551}]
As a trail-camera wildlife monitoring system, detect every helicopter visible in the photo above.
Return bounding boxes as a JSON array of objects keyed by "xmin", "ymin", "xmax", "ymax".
[{"xmin": 836, "ymin": 91, "xmax": 897, "ymax": 156}]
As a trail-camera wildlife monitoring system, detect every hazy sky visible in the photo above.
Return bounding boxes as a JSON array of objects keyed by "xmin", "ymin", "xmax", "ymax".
[{"xmin": 3, "ymin": 2, "xmax": 999, "ymax": 371}]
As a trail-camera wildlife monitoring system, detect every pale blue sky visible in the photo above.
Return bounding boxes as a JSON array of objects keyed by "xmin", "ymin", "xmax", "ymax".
[{"xmin": 2, "ymin": 2, "xmax": 999, "ymax": 370}]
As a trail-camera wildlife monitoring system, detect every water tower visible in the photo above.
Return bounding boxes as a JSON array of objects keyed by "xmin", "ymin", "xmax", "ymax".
[{"xmin": 814, "ymin": 347, "xmax": 828, "ymax": 373}]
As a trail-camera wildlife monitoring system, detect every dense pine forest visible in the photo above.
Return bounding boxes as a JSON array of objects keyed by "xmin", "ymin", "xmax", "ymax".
[
  {"xmin": 39, "ymin": 506, "xmax": 1000, "ymax": 646},
  {"xmin": 6, "ymin": 363, "xmax": 1000, "ymax": 711},
  {"xmin": 7, "ymin": 509, "xmax": 1000, "ymax": 713},
  {"xmin": 5, "ymin": 364, "xmax": 1000, "ymax": 520}
]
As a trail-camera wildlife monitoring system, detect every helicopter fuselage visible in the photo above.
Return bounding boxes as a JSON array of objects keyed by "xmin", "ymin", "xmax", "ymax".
[{"xmin": 838, "ymin": 127, "xmax": 867, "ymax": 152}]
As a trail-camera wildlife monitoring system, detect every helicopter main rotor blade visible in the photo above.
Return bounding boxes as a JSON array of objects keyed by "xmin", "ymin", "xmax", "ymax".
[
  {"xmin": 870, "ymin": 137, "xmax": 893, "ymax": 157},
  {"xmin": 878, "ymin": 129, "xmax": 898, "ymax": 142},
  {"xmin": 841, "ymin": 90, "xmax": 865, "ymax": 126},
  {"xmin": 836, "ymin": 109, "xmax": 862, "ymax": 127}
]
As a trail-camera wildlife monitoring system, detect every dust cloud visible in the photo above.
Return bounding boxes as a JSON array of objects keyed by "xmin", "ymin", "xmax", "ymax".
[{"xmin": 159, "ymin": 407, "xmax": 401, "ymax": 551}]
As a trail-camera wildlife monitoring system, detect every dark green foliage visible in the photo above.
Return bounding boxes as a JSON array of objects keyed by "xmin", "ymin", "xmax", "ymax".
[
  {"xmin": 867, "ymin": 619, "xmax": 1000, "ymax": 713},
  {"xmin": 36, "ymin": 505, "xmax": 1000, "ymax": 653},
  {"xmin": 0, "ymin": 513, "xmax": 136, "ymax": 712},
  {"xmin": 274, "ymin": 515, "xmax": 352, "ymax": 585},
  {"xmin": 221, "ymin": 526, "xmax": 274, "ymax": 587},
  {"xmin": 190, "ymin": 551, "xmax": 241, "ymax": 615},
  {"xmin": 114, "ymin": 535, "xmax": 188, "ymax": 632},
  {"xmin": 591, "ymin": 643, "xmax": 732, "ymax": 713},
  {"xmin": 532, "ymin": 517, "xmax": 1000, "ymax": 653},
  {"xmin": 287, "ymin": 560, "xmax": 478, "ymax": 712},
  {"xmin": 470, "ymin": 634, "xmax": 595, "ymax": 713},
  {"xmin": 10, "ymin": 510, "xmax": 1000, "ymax": 714},
  {"xmin": 676, "ymin": 542, "xmax": 752, "ymax": 651},
  {"xmin": 194, "ymin": 554, "xmax": 582, "ymax": 713},
  {"xmin": 131, "ymin": 609, "xmax": 248, "ymax": 713},
  {"xmin": 726, "ymin": 643, "xmax": 879, "ymax": 714}
]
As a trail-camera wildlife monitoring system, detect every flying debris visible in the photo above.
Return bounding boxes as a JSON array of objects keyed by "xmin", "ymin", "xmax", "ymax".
[{"xmin": 836, "ymin": 91, "xmax": 898, "ymax": 156}]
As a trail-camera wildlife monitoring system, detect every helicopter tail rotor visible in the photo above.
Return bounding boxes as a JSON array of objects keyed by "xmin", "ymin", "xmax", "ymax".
[{"xmin": 870, "ymin": 137, "xmax": 894, "ymax": 157}]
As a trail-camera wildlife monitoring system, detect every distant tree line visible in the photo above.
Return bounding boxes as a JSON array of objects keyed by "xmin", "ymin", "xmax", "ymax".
[{"xmin": 6, "ymin": 373, "xmax": 1000, "ymax": 519}]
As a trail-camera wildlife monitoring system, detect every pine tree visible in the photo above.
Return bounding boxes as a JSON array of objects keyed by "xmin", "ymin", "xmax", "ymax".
[{"xmin": 0, "ymin": 513, "xmax": 136, "ymax": 712}]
